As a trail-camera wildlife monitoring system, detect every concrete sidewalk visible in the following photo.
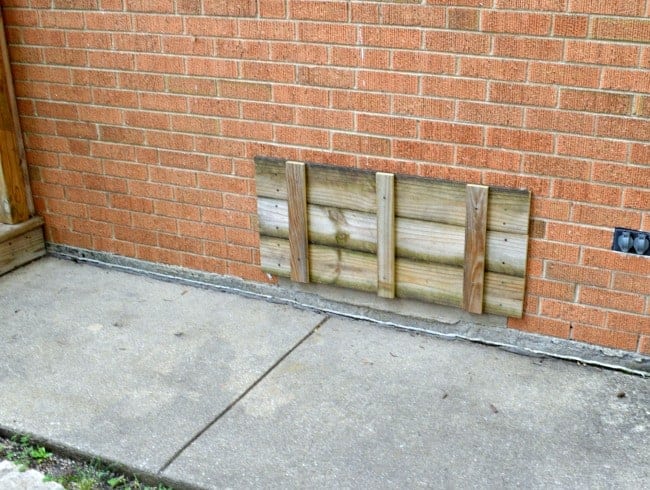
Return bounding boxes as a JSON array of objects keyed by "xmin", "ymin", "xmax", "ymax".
[{"xmin": 0, "ymin": 257, "xmax": 648, "ymax": 489}]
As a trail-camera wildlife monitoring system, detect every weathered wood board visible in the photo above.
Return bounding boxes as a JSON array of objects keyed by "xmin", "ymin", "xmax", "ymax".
[
  {"xmin": 0, "ymin": 12, "xmax": 31, "ymax": 224},
  {"xmin": 254, "ymin": 157, "xmax": 531, "ymax": 318},
  {"xmin": 0, "ymin": 217, "xmax": 46, "ymax": 276}
]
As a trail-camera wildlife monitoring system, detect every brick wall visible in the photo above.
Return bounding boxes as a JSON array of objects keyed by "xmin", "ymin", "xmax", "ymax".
[{"xmin": 3, "ymin": 0, "xmax": 649, "ymax": 353}]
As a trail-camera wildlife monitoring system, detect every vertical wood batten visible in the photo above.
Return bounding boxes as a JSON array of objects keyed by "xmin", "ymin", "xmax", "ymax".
[
  {"xmin": 376, "ymin": 172, "xmax": 395, "ymax": 299},
  {"xmin": 286, "ymin": 161, "xmax": 310, "ymax": 283},
  {"xmin": 463, "ymin": 184, "xmax": 489, "ymax": 314}
]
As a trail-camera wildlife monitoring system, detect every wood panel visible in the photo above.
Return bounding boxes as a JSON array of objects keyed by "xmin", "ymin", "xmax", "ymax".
[
  {"xmin": 255, "ymin": 157, "xmax": 531, "ymax": 318},
  {"xmin": 463, "ymin": 185, "xmax": 489, "ymax": 314}
]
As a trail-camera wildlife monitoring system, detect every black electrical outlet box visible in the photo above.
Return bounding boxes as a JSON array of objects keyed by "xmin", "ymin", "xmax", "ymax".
[{"xmin": 612, "ymin": 227, "xmax": 650, "ymax": 256}]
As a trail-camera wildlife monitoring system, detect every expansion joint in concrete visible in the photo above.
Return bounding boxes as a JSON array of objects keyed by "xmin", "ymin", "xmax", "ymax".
[{"xmin": 156, "ymin": 316, "xmax": 330, "ymax": 474}]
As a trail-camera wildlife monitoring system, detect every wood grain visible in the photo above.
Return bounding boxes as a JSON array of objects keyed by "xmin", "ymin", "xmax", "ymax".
[
  {"xmin": 463, "ymin": 184, "xmax": 489, "ymax": 314},
  {"xmin": 376, "ymin": 172, "xmax": 395, "ymax": 299},
  {"xmin": 0, "ymin": 218, "xmax": 45, "ymax": 276},
  {"xmin": 257, "ymin": 197, "xmax": 527, "ymax": 276},
  {"xmin": 286, "ymin": 161, "xmax": 310, "ymax": 283},
  {"xmin": 256, "ymin": 158, "xmax": 529, "ymax": 234},
  {"xmin": 0, "ymin": 13, "xmax": 31, "ymax": 224},
  {"xmin": 260, "ymin": 236, "xmax": 524, "ymax": 317}
]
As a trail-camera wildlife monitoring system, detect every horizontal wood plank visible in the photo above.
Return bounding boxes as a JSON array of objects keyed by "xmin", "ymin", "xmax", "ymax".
[
  {"xmin": 256, "ymin": 157, "xmax": 376, "ymax": 213},
  {"xmin": 257, "ymin": 197, "xmax": 527, "ymax": 276},
  {"xmin": 0, "ymin": 224, "xmax": 45, "ymax": 276},
  {"xmin": 260, "ymin": 236, "xmax": 524, "ymax": 317}
]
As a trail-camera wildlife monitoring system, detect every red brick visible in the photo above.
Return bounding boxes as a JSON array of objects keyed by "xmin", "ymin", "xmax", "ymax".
[
  {"xmin": 270, "ymin": 42, "xmax": 327, "ymax": 65},
  {"xmin": 602, "ymin": 68, "xmax": 650, "ymax": 94},
  {"xmin": 259, "ymin": 0, "xmax": 285, "ymax": 18},
  {"xmin": 103, "ymin": 160, "xmax": 148, "ymax": 181},
  {"xmin": 357, "ymin": 114, "xmax": 416, "ymax": 138},
  {"xmin": 527, "ymin": 277, "xmax": 576, "ymax": 301},
  {"xmin": 357, "ymin": 71, "xmax": 418, "ymax": 94},
  {"xmin": 425, "ymin": 31, "xmax": 490, "ymax": 55},
  {"xmin": 553, "ymin": 14, "xmax": 589, "ymax": 37},
  {"xmin": 571, "ymin": 203, "xmax": 641, "ymax": 229},
  {"xmin": 487, "ymin": 128, "xmax": 553, "ymax": 153},
  {"xmin": 458, "ymin": 57, "xmax": 527, "ymax": 81},
  {"xmin": 569, "ymin": 0, "xmax": 643, "ymax": 16},
  {"xmin": 571, "ymin": 324, "xmax": 638, "ymax": 351},
  {"xmin": 275, "ymin": 126, "xmax": 328, "ymax": 149},
  {"xmin": 565, "ymin": 40, "xmax": 639, "ymax": 67},
  {"xmin": 508, "ymin": 315, "xmax": 570, "ymax": 340},
  {"xmin": 333, "ymin": 133, "xmax": 391, "ymax": 157},
  {"xmin": 546, "ymin": 222, "xmax": 612, "ymax": 249},
  {"xmin": 298, "ymin": 66, "xmax": 354, "ymax": 88},
  {"xmin": 640, "ymin": 336, "xmax": 650, "ymax": 355},
  {"xmin": 361, "ymin": 26, "xmax": 421, "ymax": 49},
  {"xmin": 593, "ymin": 163, "xmax": 650, "ymax": 187},
  {"xmin": 290, "ymin": 0, "xmax": 347, "ymax": 22},
  {"xmin": 185, "ymin": 17, "xmax": 236, "ymax": 37},
  {"xmin": 493, "ymin": 36, "xmax": 563, "ymax": 60},
  {"xmin": 459, "ymin": 102, "xmax": 523, "ymax": 127},
  {"xmin": 201, "ymin": 208, "xmax": 251, "ymax": 228},
  {"xmin": 607, "ymin": 312, "xmax": 650, "ymax": 336},
  {"xmin": 623, "ymin": 189, "xmax": 650, "ymax": 211},
  {"xmin": 597, "ymin": 116, "xmax": 650, "ymax": 142},
  {"xmin": 560, "ymin": 89, "xmax": 631, "ymax": 115},
  {"xmin": 456, "ymin": 147, "xmax": 520, "ymax": 172},
  {"xmin": 393, "ymin": 96, "xmax": 454, "ymax": 119},
  {"xmin": 393, "ymin": 51, "xmax": 455, "ymax": 74},
  {"xmin": 358, "ymin": 157, "xmax": 418, "ymax": 176},
  {"xmin": 221, "ymin": 119, "xmax": 272, "ymax": 140},
  {"xmin": 528, "ymin": 62, "xmax": 600, "ymax": 88},
  {"xmin": 523, "ymin": 155, "xmax": 590, "ymax": 180},
  {"xmin": 557, "ymin": 135, "xmax": 626, "ymax": 162},
  {"xmin": 583, "ymin": 248, "xmax": 650, "ymax": 276},
  {"xmin": 490, "ymin": 82, "xmax": 557, "ymax": 107},
  {"xmin": 417, "ymin": 164, "xmax": 481, "ymax": 184},
  {"xmin": 529, "ymin": 238, "xmax": 580, "ymax": 263},
  {"xmin": 482, "ymin": 11, "xmax": 552, "ymax": 35},
  {"xmin": 421, "ymin": 76, "xmax": 486, "ymax": 100},
  {"xmin": 383, "ymin": 4, "xmax": 444, "ymax": 27},
  {"xmin": 448, "ymin": 8, "xmax": 479, "ymax": 30},
  {"xmin": 392, "ymin": 140, "xmax": 454, "ymax": 163},
  {"xmin": 592, "ymin": 18, "xmax": 650, "ymax": 43},
  {"xmin": 553, "ymin": 180, "xmax": 622, "ymax": 206},
  {"xmin": 613, "ymin": 272, "xmax": 650, "ymax": 296},
  {"xmin": 332, "ymin": 90, "xmax": 391, "ymax": 114},
  {"xmin": 299, "ymin": 23, "xmax": 355, "ymax": 45},
  {"xmin": 421, "ymin": 121, "xmax": 483, "ymax": 145},
  {"xmin": 525, "ymin": 109, "xmax": 595, "ymax": 135},
  {"xmin": 546, "ymin": 263, "xmax": 611, "ymax": 288},
  {"xmin": 331, "ymin": 47, "xmax": 390, "ymax": 70},
  {"xmin": 540, "ymin": 299, "xmax": 607, "ymax": 327},
  {"xmin": 580, "ymin": 286, "xmax": 645, "ymax": 314},
  {"xmin": 631, "ymin": 144, "xmax": 650, "ymax": 165}
]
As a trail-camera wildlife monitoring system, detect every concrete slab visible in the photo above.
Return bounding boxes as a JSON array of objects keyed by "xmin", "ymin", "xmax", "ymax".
[
  {"xmin": 165, "ymin": 317, "xmax": 649, "ymax": 488},
  {"xmin": 0, "ymin": 257, "xmax": 324, "ymax": 473}
]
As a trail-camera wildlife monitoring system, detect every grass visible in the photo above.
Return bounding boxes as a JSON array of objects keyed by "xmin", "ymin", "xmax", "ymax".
[{"xmin": 0, "ymin": 434, "xmax": 173, "ymax": 490}]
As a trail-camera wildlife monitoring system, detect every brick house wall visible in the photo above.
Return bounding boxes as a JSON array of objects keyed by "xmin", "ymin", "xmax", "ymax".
[{"xmin": 3, "ymin": 0, "xmax": 649, "ymax": 353}]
